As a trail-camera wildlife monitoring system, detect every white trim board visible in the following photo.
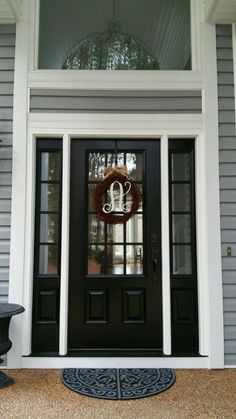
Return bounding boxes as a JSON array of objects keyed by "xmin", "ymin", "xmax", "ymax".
[{"xmin": 21, "ymin": 357, "xmax": 210, "ymax": 369}]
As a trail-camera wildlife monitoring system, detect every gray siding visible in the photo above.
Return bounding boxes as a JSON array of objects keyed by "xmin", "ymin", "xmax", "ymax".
[
  {"xmin": 0, "ymin": 25, "xmax": 15, "ymax": 303},
  {"xmin": 30, "ymin": 89, "xmax": 202, "ymax": 113},
  {"xmin": 216, "ymin": 24, "xmax": 236, "ymax": 365}
]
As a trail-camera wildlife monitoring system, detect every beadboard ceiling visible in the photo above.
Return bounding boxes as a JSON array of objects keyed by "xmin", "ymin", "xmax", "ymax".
[
  {"xmin": 0, "ymin": 0, "xmax": 21, "ymax": 23},
  {"xmin": 38, "ymin": 0, "xmax": 191, "ymax": 70},
  {"xmin": 205, "ymin": 0, "xmax": 236, "ymax": 23}
]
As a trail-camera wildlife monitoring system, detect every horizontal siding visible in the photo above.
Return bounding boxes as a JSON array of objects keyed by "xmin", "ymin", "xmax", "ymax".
[
  {"xmin": 216, "ymin": 24, "xmax": 236, "ymax": 365},
  {"xmin": 0, "ymin": 24, "xmax": 15, "ymax": 303},
  {"xmin": 30, "ymin": 89, "xmax": 202, "ymax": 114}
]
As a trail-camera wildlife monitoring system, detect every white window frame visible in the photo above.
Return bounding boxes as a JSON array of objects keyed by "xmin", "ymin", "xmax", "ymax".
[
  {"xmin": 29, "ymin": 0, "xmax": 202, "ymax": 77},
  {"xmin": 8, "ymin": 0, "xmax": 224, "ymax": 369}
]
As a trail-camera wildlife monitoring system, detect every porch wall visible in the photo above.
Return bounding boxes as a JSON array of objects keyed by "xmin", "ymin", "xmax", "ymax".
[
  {"xmin": 216, "ymin": 24, "xmax": 236, "ymax": 365},
  {"xmin": 0, "ymin": 25, "xmax": 15, "ymax": 303}
]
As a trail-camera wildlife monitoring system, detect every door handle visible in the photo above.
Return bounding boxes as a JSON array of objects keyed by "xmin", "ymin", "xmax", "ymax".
[{"xmin": 152, "ymin": 250, "xmax": 158, "ymax": 282}]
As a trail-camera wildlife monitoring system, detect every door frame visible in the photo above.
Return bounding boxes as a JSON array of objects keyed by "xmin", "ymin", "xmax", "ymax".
[{"xmin": 9, "ymin": 109, "xmax": 223, "ymax": 369}]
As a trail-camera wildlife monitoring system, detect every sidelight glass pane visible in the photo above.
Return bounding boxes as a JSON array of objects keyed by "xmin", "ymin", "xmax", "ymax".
[
  {"xmin": 88, "ymin": 245, "xmax": 105, "ymax": 275},
  {"xmin": 172, "ymin": 184, "xmax": 191, "ymax": 212},
  {"xmin": 40, "ymin": 214, "xmax": 59, "ymax": 243},
  {"xmin": 88, "ymin": 215, "xmax": 105, "ymax": 243},
  {"xmin": 41, "ymin": 184, "xmax": 60, "ymax": 212},
  {"xmin": 41, "ymin": 152, "xmax": 60, "ymax": 181},
  {"xmin": 107, "ymin": 245, "xmax": 124, "ymax": 275},
  {"xmin": 126, "ymin": 245, "xmax": 143, "ymax": 275},
  {"xmin": 172, "ymin": 245, "xmax": 192, "ymax": 275},
  {"xmin": 39, "ymin": 244, "xmax": 58, "ymax": 275},
  {"xmin": 171, "ymin": 153, "xmax": 191, "ymax": 181},
  {"xmin": 107, "ymin": 223, "xmax": 124, "ymax": 243},
  {"xmin": 126, "ymin": 214, "xmax": 143, "ymax": 243},
  {"xmin": 88, "ymin": 153, "xmax": 106, "ymax": 180},
  {"xmin": 172, "ymin": 214, "xmax": 191, "ymax": 243}
]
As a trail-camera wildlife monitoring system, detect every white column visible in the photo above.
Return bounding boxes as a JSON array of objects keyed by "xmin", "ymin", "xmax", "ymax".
[
  {"xmin": 59, "ymin": 134, "xmax": 71, "ymax": 355},
  {"xmin": 161, "ymin": 135, "xmax": 171, "ymax": 355}
]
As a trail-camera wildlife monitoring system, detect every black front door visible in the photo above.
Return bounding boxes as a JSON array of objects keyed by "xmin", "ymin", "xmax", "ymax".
[{"xmin": 68, "ymin": 140, "xmax": 162, "ymax": 351}]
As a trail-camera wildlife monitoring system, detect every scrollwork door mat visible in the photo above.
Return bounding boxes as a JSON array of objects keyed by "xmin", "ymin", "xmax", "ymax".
[{"xmin": 61, "ymin": 368, "xmax": 175, "ymax": 400}]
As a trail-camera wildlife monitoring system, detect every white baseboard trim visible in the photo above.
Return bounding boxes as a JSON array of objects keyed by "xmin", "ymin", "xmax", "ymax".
[
  {"xmin": 20, "ymin": 357, "xmax": 210, "ymax": 369},
  {"xmin": 224, "ymin": 365, "xmax": 236, "ymax": 369}
]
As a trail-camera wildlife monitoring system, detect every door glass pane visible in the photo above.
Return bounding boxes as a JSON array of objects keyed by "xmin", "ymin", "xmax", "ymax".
[
  {"xmin": 41, "ymin": 184, "xmax": 60, "ymax": 212},
  {"xmin": 171, "ymin": 153, "xmax": 191, "ymax": 181},
  {"xmin": 39, "ymin": 245, "xmax": 58, "ymax": 275},
  {"xmin": 88, "ymin": 215, "xmax": 105, "ymax": 243},
  {"xmin": 40, "ymin": 214, "xmax": 59, "ymax": 243},
  {"xmin": 172, "ymin": 245, "xmax": 192, "ymax": 275},
  {"xmin": 172, "ymin": 184, "xmax": 191, "ymax": 212},
  {"xmin": 41, "ymin": 152, "xmax": 60, "ymax": 181},
  {"xmin": 88, "ymin": 153, "xmax": 106, "ymax": 180},
  {"xmin": 126, "ymin": 153, "xmax": 142, "ymax": 181},
  {"xmin": 126, "ymin": 214, "xmax": 143, "ymax": 243},
  {"xmin": 87, "ymin": 149, "xmax": 144, "ymax": 276},
  {"xmin": 126, "ymin": 184, "xmax": 143, "ymax": 212},
  {"xmin": 126, "ymin": 245, "xmax": 143, "ymax": 274},
  {"xmin": 88, "ymin": 245, "xmax": 105, "ymax": 275},
  {"xmin": 172, "ymin": 214, "xmax": 191, "ymax": 243},
  {"xmin": 107, "ymin": 223, "xmax": 124, "ymax": 243},
  {"xmin": 107, "ymin": 245, "xmax": 124, "ymax": 275}
]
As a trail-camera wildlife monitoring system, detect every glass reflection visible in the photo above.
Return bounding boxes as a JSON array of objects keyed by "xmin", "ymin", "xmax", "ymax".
[
  {"xmin": 171, "ymin": 153, "xmax": 191, "ymax": 181},
  {"xmin": 88, "ymin": 245, "xmax": 105, "ymax": 275},
  {"xmin": 126, "ymin": 153, "xmax": 142, "ymax": 181},
  {"xmin": 172, "ymin": 214, "xmax": 191, "ymax": 243},
  {"xmin": 41, "ymin": 152, "xmax": 60, "ymax": 181},
  {"xmin": 172, "ymin": 184, "xmax": 191, "ymax": 212},
  {"xmin": 126, "ymin": 245, "xmax": 143, "ymax": 274},
  {"xmin": 126, "ymin": 214, "xmax": 143, "ymax": 243},
  {"xmin": 40, "ymin": 214, "xmax": 59, "ymax": 243},
  {"xmin": 88, "ymin": 153, "xmax": 106, "ymax": 180},
  {"xmin": 39, "ymin": 245, "xmax": 58, "ymax": 275},
  {"xmin": 41, "ymin": 184, "xmax": 60, "ymax": 212},
  {"xmin": 107, "ymin": 245, "xmax": 124, "ymax": 275},
  {"xmin": 172, "ymin": 245, "xmax": 192, "ymax": 275},
  {"xmin": 88, "ymin": 215, "xmax": 105, "ymax": 243},
  {"xmin": 107, "ymin": 223, "xmax": 124, "ymax": 243}
]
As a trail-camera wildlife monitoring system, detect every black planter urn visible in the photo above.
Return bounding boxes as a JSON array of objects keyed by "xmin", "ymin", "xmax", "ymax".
[{"xmin": 0, "ymin": 303, "xmax": 25, "ymax": 388}]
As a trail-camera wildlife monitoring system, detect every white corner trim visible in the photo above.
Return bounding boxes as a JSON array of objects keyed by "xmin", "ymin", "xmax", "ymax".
[
  {"xmin": 59, "ymin": 135, "xmax": 71, "ymax": 356},
  {"xmin": 21, "ymin": 133, "xmax": 36, "ymax": 356},
  {"xmin": 195, "ymin": 134, "xmax": 209, "ymax": 356},
  {"xmin": 232, "ymin": 23, "xmax": 236, "ymax": 136},
  {"xmin": 8, "ymin": 1, "xmax": 30, "ymax": 368},
  {"xmin": 161, "ymin": 135, "xmax": 171, "ymax": 355},
  {"xmin": 201, "ymin": 21, "xmax": 224, "ymax": 368},
  {"xmin": 21, "ymin": 356, "xmax": 210, "ymax": 369}
]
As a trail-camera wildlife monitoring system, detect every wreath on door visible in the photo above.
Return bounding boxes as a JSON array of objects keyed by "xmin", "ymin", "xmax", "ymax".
[{"xmin": 93, "ymin": 165, "xmax": 142, "ymax": 224}]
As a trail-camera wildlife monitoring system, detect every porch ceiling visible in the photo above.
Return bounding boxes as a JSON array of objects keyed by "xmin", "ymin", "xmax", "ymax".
[
  {"xmin": 205, "ymin": 0, "xmax": 236, "ymax": 23},
  {"xmin": 0, "ymin": 0, "xmax": 21, "ymax": 23}
]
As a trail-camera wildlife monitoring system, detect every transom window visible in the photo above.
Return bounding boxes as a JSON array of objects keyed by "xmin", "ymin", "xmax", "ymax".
[{"xmin": 38, "ymin": 0, "xmax": 192, "ymax": 70}]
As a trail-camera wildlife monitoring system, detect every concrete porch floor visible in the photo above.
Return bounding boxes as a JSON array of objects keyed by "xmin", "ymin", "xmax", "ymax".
[{"xmin": 0, "ymin": 369, "xmax": 235, "ymax": 418}]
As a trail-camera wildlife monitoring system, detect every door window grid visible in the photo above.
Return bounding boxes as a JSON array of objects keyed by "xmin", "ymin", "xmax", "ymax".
[
  {"xmin": 169, "ymin": 147, "xmax": 195, "ymax": 276},
  {"xmin": 36, "ymin": 148, "xmax": 62, "ymax": 276},
  {"xmin": 87, "ymin": 152, "xmax": 144, "ymax": 275}
]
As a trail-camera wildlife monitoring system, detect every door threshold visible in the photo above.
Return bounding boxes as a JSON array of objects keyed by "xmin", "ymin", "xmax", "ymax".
[{"xmin": 28, "ymin": 350, "xmax": 203, "ymax": 358}]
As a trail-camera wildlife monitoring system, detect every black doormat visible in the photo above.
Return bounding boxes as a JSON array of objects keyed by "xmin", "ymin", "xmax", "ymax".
[{"xmin": 61, "ymin": 368, "xmax": 175, "ymax": 400}]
